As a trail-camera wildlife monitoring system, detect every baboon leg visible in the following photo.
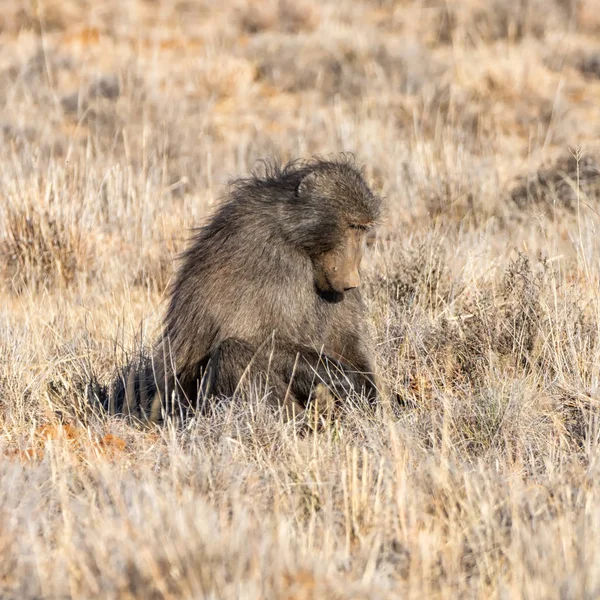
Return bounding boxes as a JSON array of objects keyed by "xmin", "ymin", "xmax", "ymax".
[
  {"xmin": 124, "ymin": 366, "xmax": 137, "ymax": 419},
  {"xmin": 202, "ymin": 338, "xmax": 305, "ymax": 420},
  {"xmin": 268, "ymin": 343, "xmax": 378, "ymax": 407}
]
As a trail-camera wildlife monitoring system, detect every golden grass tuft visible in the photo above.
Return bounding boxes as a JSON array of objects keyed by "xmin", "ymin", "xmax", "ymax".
[{"xmin": 0, "ymin": 201, "xmax": 89, "ymax": 292}]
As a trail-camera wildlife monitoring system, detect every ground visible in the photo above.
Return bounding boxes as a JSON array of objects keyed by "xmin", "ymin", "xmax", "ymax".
[{"xmin": 1, "ymin": 0, "xmax": 600, "ymax": 598}]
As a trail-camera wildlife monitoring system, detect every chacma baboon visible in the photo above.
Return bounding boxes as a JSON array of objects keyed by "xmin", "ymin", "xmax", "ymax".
[{"xmin": 111, "ymin": 156, "xmax": 382, "ymax": 423}]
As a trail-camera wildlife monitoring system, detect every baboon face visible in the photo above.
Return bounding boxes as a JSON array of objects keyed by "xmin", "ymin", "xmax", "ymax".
[
  {"xmin": 313, "ymin": 224, "xmax": 369, "ymax": 294},
  {"xmin": 294, "ymin": 164, "xmax": 379, "ymax": 296}
]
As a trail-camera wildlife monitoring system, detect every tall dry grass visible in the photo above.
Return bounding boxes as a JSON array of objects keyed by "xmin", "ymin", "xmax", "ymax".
[{"xmin": 2, "ymin": 0, "xmax": 600, "ymax": 597}]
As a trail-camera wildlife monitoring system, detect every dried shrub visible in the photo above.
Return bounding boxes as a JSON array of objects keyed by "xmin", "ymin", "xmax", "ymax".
[
  {"xmin": 511, "ymin": 152, "xmax": 600, "ymax": 213},
  {"xmin": 579, "ymin": 53, "xmax": 600, "ymax": 79},
  {"xmin": 238, "ymin": 0, "xmax": 320, "ymax": 35},
  {"xmin": 376, "ymin": 235, "xmax": 459, "ymax": 311},
  {"xmin": 88, "ymin": 74, "xmax": 121, "ymax": 100},
  {"xmin": 450, "ymin": 253, "xmax": 549, "ymax": 379},
  {"xmin": 435, "ymin": 0, "xmax": 577, "ymax": 45},
  {"xmin": 0, "ymin": 204, "xmax": 89, "ymax": 293},
  {"xmin": 382, "ymin": 253, "xmax": 550, "ymax": 397},
  {"xmin": 252, "ymin": 34, "xmax": 440, "ymax": 98},
  {"xmin": 497, "ymin": 253, "xmax": 546, "ymax": 360},
  {"xmin": 190, "ymin": 55, "xmax": 256, "ymax": 101},
  {"xmin": 45, "ymin": 361, "xmax": 107, "ymax": 424},
  {"xmin": 376, "ymin": 252, "xmax": 594, "ymax": 458}
]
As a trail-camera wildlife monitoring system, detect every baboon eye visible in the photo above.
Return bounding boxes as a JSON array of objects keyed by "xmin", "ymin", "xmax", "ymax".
[{"xmin": 349, "ymin": 224, "xmax": 370, "ymax": 232}]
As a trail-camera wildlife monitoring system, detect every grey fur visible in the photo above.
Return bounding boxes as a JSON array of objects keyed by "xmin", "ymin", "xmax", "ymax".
[{"xmin": 110, "ymin": 156, "xmax": 382, "ymax": 423}]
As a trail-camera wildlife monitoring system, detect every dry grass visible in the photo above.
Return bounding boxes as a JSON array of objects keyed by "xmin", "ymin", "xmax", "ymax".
[{"xmin": 2, "ymin": 0, "xmax": 600, "ymax": 597}]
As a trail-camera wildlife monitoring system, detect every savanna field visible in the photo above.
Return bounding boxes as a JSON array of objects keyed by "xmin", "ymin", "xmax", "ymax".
[{"xmin": 2, "ymin": 0, "xmax": 600, "ymax": 597}]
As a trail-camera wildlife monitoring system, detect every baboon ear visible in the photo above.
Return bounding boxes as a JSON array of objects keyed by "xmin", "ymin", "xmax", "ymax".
[{"xmin": 296, "ymin": 171, "xmax": 321, "ymax": 197}]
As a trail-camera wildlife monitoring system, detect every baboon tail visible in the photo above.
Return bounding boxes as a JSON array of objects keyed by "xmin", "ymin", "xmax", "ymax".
[
  {"xmin": 107, "ymin": 358, "xmax": 163, "ymax": 424},
  {"xmin": 107, "ymin": 357, "xmax": 210, "ymax": 425}
]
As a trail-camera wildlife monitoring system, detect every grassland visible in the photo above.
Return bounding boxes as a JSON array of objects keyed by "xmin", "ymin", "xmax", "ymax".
[{"xmin": 1, "ymin": 0, "xmax": 600, "ymax": 597}]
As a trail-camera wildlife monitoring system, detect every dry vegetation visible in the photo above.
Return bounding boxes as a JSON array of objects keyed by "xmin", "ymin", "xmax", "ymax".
[{"xmin": 2, "ymin": 0, "xmax": 600, "ymax": 597}]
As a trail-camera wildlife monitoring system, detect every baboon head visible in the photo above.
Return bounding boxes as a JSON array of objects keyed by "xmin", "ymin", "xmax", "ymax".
[{"xmin": 295, "ymin": 162, "xmax": 381, "ymax": 295}]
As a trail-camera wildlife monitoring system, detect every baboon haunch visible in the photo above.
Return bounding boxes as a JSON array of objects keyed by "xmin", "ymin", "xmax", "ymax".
[{"xmin": 112, "ymin": 156, "xmax": 382, "ymax": 422}]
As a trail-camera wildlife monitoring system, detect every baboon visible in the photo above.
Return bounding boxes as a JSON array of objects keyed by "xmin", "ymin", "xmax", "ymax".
[{"xmin": 110, "ymin": 156, "xmax": 382, "ymax": 423}]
